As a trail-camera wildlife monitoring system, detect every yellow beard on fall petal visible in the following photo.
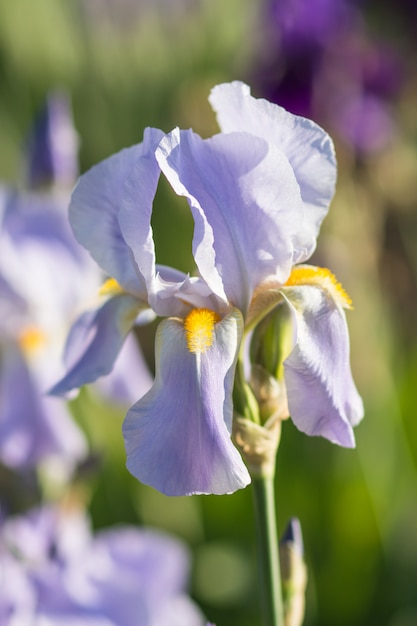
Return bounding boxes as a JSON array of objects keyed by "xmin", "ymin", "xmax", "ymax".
[
  {"xmin": 98, "ymin": 277, "xmax": 125, "ymax": 296},
  {"xmin": 18, "ymin": 326, "xmax": 47, "ymax": 356},
  {"xmin": 285, "ymin": 266, "xmax": 353, "ymax": 309},
  {"xmin": 184, "ymin": 308, "xmax": 220, "ymax": 354}
]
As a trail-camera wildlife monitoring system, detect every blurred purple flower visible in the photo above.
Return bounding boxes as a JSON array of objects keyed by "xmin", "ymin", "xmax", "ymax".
[
  {"xmin": 0, "ymin": 191, "xmax": 91, "ymax": 471},
  {"xmin": 52, "ymin": 82, "xmax": 362, "ymax": 496},
  {"xmin": 0, "ymin": 505, "xmax": 206, "ymax": 626},
  {"xmin": 254, "ymin": 0, "xmax": 403, "ymax": 154},
  {"xmin": 0, "ymin": 91, "xmax": 155, "ymax": 473},
  {"xmin": 0, "ymin": 187, "xmax": 153, "ymax": 471}
]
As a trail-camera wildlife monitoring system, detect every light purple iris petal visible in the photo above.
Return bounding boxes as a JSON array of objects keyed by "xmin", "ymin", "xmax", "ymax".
[
  {"xmin": 117, "ymin": 155, "xmax": 196, "ymax": 317},
  {"xmin": 282, "ymin": 286, "xmax": 364, "ymax": 447},
  {"xmin": 69, "ymin": 128, "xmax": 164, "ymax": 297},
  {"xmin": 150, "ymin": 268, "xmax": 220, "ymax": 318},
  {"xmin": 50, "ymin": 294, "xmax": 143, "ymax": 396},
  {"xmin": 0, "ymin": 272, "xmax": 28, "ymax": 335},
  {"xmin": 157, "ymin": 129, "xmax": 302, "ymax": 313},
  {"xmin": 59, "ymin": 527, "xmax": 199, "ymax": 625},
  {"xmin": 123, "ymin": 309, "xmax": 250, "ymax": 496},
  {"xmin": 50, "ymin": 527, "xmax": 205, "ymax": 626},
  {"xmin": 209, "ymin": 81, "xmax": 337, "ymax": 264},
  {"xmin": 0, "ymin": 344, "xmax": 87, "ymax": 469},
  {"xmin": 0, "ymin": 553, "xmax": 37, "ymax": 621}
]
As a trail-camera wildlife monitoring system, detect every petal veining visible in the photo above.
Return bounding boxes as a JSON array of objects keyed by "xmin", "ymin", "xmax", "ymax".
[
  {"xmin": 209, "ymin": 81, "xmax": 337, "ymax": 264},
  {"xmin": 70, "ymin": 128, "xmax": 164, "ymax": 297},
  {"xmin": 123, "ymin": 308, "xmax": 250, "ymax": 496},
  {"xmin": 50, "ymin": 294, "xmax": 145, "ymax": 395},
  {"xmin": 281, "ymin": 284, "xmax": 363, "ymax": 447},
  {"xmin": 157, "ymin": 128, "xmax": 303, "ymax": 314}
]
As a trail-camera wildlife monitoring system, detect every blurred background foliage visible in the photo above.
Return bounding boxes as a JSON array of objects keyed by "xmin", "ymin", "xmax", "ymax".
[{"xmin": 1, "ymin": 0, "xmax": 417, "ymax": 624}]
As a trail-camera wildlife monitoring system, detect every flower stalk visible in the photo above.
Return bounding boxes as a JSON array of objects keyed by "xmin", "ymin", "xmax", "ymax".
[
  {"xmin": 233, "ymin": 397, "xmax": 285, "ymax": 626},
  {"xmin": 252, "ymin": 473, "xmax": 285, "ymax": 626}
]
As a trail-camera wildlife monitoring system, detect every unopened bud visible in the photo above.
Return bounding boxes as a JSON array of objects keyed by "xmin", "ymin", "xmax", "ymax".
[
  {"xmin": 25, "ymin": 90, "xmax": 79, "ymax": 190},
  {"xmin": 250, "ymin": 364, "xmax": 289, "ymax": 423},
  {"xmin": 279, "ymin": 518, "xmax": 307, "ymax": 626},
  {"xmin": 250, "ymin": 302, "xmax": 293, "ymax": 382}
]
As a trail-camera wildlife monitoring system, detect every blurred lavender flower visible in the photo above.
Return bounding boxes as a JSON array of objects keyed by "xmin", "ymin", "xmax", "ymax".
[
  {"xmin": 0, "ymin": 191, "xmax": 93, "ymax": 471},
  {"xmin": 0, "ymin": 186, "xmax": 153, "ymax": 472},
  {"xmin": 0, "ymin": 505, "xmax": 206, "ymax": 626},
  {"xmin": 254, "ymin": 0, "xmax": 403, "ymax": 155},
  {"xmin": 0, "ymin": 91, "xmax": 154, "ymax": 474},
  {"xmin": 52, "ymin": 82, "xmax": 362, "ymax": 496}
]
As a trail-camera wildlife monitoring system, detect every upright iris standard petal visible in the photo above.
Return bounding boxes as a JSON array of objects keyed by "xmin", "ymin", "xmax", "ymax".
[
  {"xmin": 209, "ymin": 81, "xmax": 337, "ymax": 263},
  {"xmin": 123, "ymin": 308, "xmax": 250, "ymax": 496},
  {"xmin": 157, "ymin": 129, "xmax": 303, "ymax": 313},
  {"xmin": 49, "ymin": 294, "xmax": 144, "ymax": 396},
  {"xmin": 69, "ymin": 128, "xmax": 164, "ymax": 297},
  {"xmin": 281, "ymin": 284, "xmax": 364, "ymax": 447}
]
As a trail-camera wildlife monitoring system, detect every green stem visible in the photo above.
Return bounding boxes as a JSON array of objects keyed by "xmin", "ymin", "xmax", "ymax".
[{"xmin": 252, "ymin": 475, "xmax": 284, "ymax": 626}]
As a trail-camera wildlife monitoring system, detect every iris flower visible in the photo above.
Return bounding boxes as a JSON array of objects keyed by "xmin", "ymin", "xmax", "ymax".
[
  {"xmin": 0, "ymin": 190, "xmax": 90, "ymax": 470},
  {"xmin": 52, "ymin": 81, "xmax": 363, "ymax": 496}
]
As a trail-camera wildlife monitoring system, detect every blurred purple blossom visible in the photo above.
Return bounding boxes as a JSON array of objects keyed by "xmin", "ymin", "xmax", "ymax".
[
  {"xmin": 0, "ymin": 93, "xmax": 154, "ymax": 472},
  {"xmin": 0, "ymin": 186, "xmax": 152, "ymax": 471},
  {"xmin": 0, "ymin": 191, "xmax": 93, "ymax": 471},
  {"xmin": 254, "ymin": 0, "xmax": 404, "ymax": 154}
]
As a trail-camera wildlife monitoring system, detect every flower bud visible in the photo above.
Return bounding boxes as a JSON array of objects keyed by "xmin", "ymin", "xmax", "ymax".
[
  {"xmin": 25, "ymin": 91, "xmax": 79, "ymax": 190},
  {"xmin": 279, "ymin": 518, "xmax": 307, "ymax": 626},
  {"xmin": 250, "ymin": 364, "xmax": 289, "ymax": 423},
  {"xmin": 250, "ymin": 302, "xmax": 293, "ymax": 380},
  {"xmin": 249, "ymin": 302, "xmax": 292, "ymax": 422}
]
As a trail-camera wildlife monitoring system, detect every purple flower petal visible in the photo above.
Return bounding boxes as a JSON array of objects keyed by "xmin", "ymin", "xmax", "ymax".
[
  {"xmin": 209, "ymin": 81, "xmax": 337, "ymax": 263},
  {"xmin": 281, "ymin": 284, "xmax": 364, "ymax": 447},
  {"xmin": 69, "ymin": 128, "xmax": 164, "ymax": 297},
  {"xmin": 1, "ymin": 506, "xmax": 206, "ymax": 626},
  {"xmin": 50, "ymin": 294, "xmax": 145, "ymax": 396},
  {"xmin": 123, "ymin": 308, "xmax": 250, "ymax": 495},
  {"xmin": 157, "ymin": 128, "xmax": 302, "ymax": 313}
]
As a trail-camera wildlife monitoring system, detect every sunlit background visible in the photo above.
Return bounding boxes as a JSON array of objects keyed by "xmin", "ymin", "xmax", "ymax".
[{"xmin": 1, "ymin": 0, "xmax": 417, "ymax": 624}]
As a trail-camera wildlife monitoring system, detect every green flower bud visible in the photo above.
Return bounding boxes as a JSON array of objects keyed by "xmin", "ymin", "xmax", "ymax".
[
  {"xmin": 249, "ymin": 302, "xmax": 293, "ymax": 422},
  {"xmin": 250, "ymin": 301, "xmax": 293, "ymax": 381}
]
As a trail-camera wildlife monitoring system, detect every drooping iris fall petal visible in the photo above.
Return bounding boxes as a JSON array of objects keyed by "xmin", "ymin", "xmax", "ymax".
[
  {"xmin": 123, "ymin": 308, "xmax": 250, "ymax": 495},
  {"xmin": 281, "ymin": 282, "xmax": 363, "ymax": 447},
  {"xmin": 50, "ymin": 294, "xmax": 145, "ymax": 396}
]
